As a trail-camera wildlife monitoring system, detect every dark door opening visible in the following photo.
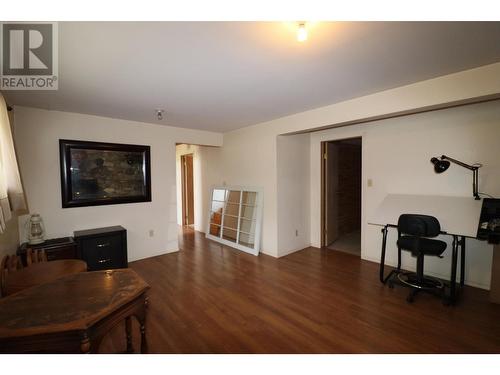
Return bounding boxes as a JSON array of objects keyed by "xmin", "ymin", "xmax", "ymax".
[
  {"xmin": 181, "ymin": 153, "xmax": 194, "ymax": 226},
  {"xmin": 321, "ymin": 137, "xmax": 362, "ymax": 256}
]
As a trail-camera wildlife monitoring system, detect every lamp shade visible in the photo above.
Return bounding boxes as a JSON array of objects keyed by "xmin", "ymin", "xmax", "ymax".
[{"xmin": 430, "ymin": 157, "xmax": 450, "ymax": 174}]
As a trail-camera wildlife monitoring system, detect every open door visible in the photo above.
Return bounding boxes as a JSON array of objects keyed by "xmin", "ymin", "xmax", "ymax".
[
  {"xmin": 321, "ymin": 138, "xmax": 362, "ymax": 255},
  {"xmin": 181, "ymin": 153, "xmax": 194, "ymax": 226}
]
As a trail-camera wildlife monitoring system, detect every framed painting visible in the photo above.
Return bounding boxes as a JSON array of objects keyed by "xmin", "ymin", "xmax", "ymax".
[{"xmin": 59, "ymin": 139, "xmax": 151, "ymax": 208}]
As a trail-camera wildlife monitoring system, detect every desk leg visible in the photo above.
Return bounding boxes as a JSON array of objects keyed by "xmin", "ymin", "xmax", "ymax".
[
  {"xmin": 460, "ymin": 236, "xmax": 466, "ymax": 287},
  {"xmin": 125, "ymin": 316, "xmax": 133, "ymax": 353},
  {"xmin": 379, "ymin": 226, "xmax": 388, "ymax": 284},
  {"xmin": 449, "ymin": 235, "xmax": 459, "ymax": 305},
  {"xmin": 490, "ymin": 244, "xmax": 500, "ymax": 304}
]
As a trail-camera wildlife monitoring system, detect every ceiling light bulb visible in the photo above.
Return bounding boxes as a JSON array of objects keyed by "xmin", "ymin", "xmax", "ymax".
[{"xmin": 297, "ymin": 23, "xmax": 307, "ymax": 42}]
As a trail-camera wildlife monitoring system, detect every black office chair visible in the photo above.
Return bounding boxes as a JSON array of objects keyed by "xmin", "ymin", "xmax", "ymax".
[{"xmin": 389, "ymin": 214, "xmax": 448, "ymax": 303}]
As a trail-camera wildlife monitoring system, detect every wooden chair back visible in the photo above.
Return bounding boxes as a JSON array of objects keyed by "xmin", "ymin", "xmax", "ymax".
[
  {"xmin": 1, "ymin": 255, "xmax": 24, "ymax": 297},
  {"xmin": 26, "ymin": 248, "xmax": 48, "ymax": 266}
]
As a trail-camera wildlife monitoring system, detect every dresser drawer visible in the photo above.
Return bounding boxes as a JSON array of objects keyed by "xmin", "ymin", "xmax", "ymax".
[
  {"xmin": 46, "ymin": 245, "xmax": 77, "ymax": 261},
  {"xmin": 74, "ymin": 226, "xmax": 128, "ymax": 271},
  {"xmin": 80, "ymin": 234, "xmax": 124, "ymax": 270}
]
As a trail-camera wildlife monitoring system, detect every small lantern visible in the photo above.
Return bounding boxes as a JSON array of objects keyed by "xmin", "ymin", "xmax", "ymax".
[{"xmin": 26, "ymin": 214, "xmax": 45, "ymax": 245}]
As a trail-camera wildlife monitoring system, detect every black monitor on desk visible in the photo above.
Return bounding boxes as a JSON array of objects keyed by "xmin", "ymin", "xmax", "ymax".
[{"xmin": 477, "ymin": 198, "xmax": 500, "ymax": 244}]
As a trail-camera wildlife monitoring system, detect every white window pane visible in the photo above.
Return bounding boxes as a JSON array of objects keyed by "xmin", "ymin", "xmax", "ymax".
[
  {"xmin": 222, "ymin": 227, "xmax": 237, "ymax": 243},
  {"xmin": 223, "ymin": 215, "xmax": 238, "ymax": 229},
  {"xmin": 242, "ymin": 191, "xmax": 257, "ymax": 206},
  {"xmin": 224, "ymin": 202, "xmax": 240, "ymax": 216},
  {"xmin": 227, "ymin": 190, "xmax": 241, "ymax": 204},
  {"xmin": 212, "ymin": 188, "xmax": 226, "ymax": 202},
  {"xmin": 211, "ymin": 201, "xmax": 225, "ymax": 212},
  {"xmin": 238, "ymin": 232, "xmax": 255, "ymax": 247},
  {"xmin": 239, "ymin": 218, "xmax": 255, "ymax": 234},
  {"xmin": 240, "ymin": 205, "xmax": 255, "ymax": 221}
]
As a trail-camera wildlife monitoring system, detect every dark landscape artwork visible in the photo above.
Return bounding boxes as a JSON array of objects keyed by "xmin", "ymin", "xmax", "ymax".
[{"xmin": 59, "ymin": 140, "xmax": 151, "ymax": 208}]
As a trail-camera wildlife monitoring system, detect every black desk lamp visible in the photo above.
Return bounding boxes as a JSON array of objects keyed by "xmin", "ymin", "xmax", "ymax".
[{"xmin": 430, "ymin": 155, "xmax": 482, "ymax": 200}]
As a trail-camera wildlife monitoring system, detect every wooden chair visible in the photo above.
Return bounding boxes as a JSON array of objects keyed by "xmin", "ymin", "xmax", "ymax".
[
  {"xmin": 1, "ymin": 255, "xmax": 24, "ymax": 297},
  {"xmin": 26, "ymin": 248, "xmax": 48, "ymax": 266}
]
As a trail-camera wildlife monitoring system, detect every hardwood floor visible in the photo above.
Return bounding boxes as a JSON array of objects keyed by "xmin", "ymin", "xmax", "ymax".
[{"xmin": 100, "ymin": 227, "xmax": 500, "ymax": 353}]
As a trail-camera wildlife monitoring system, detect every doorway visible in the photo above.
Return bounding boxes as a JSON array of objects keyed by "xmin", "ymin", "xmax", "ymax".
[
  {"xmin": 181, "ymin": 153, "xmax": 194, "ymax": 226},
  {"xmin": 321, "ymin": 137, "xmax": 362, "ymax": 256}
]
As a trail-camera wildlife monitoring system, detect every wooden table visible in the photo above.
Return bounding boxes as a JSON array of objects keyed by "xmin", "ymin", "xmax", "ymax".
[
  {"xmin": 3, "ymin": 259, "xmax": 87, "ymax": 296},
  {"xmin": 0, "ymin": 269, "xmax": 150, "ymax": 353}
]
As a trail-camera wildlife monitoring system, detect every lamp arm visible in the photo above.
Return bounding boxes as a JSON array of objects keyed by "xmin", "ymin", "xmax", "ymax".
[
  {"xmin": 441, "ymin": 155, "xmax": 480, "ymax": 171},
  {"xmin": 473, "ymin": 169, "xmax": 480, "ymax": 200}
]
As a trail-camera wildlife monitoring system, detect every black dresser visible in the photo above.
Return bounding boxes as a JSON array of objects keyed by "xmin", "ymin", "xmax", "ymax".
[{"xmin": 74, "ymin": 226, "xmax": 128, "ymax": 271}]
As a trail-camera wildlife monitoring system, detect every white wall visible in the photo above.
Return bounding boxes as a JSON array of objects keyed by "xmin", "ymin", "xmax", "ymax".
[
  {"xmin": 219, "ymin": 63, "xmax": 500, "ymax": 257},
  {"xmin": 13, "ymin": 107, "xmax": 222, "ymax": 262},
  {"xmin": 216, "ymin": 63, "xmax": 500, "ymax": 290},
  {"xmin": 276, "ymin": 134, "xmax": 311, "ymax": 257},
  {"xmin": 175, "ymin": 143, "xmax": 222, "ymax": 233},
  {"xmin": 218, "ymin": 125, "xmax": 279, "ymax": 256},
  {"xmin": 310, "ymin": 100, "xmax": 500, "ymax": 289}
]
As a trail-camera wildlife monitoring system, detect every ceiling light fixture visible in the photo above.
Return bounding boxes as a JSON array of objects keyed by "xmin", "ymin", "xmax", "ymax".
[
  {"xmin": 297, "ymin": 22, "xmax": 307, "ymax": 42},
  {"xmin": 156, "ymin": 109, "xmax": 164, "ymax": 121}
]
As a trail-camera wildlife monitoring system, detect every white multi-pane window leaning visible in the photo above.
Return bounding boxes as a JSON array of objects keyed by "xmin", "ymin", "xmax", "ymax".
[
  {"xmin": 206, "ymin": 186, "xmax": 263, "ymax": 256},
  {"xmin": 0, "ymin": 95, "xmax": 26, "ymax": 233}
]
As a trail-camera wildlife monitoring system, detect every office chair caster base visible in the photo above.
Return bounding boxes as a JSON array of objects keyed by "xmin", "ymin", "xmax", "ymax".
[{"xmin": 397, "ymin": 272, "xmax": 444, "ymax": 290}]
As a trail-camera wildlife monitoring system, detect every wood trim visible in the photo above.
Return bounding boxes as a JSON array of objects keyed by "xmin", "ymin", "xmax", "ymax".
[
  {"xmin": 180, "ymin": 154, "xmax": 194, "ymax": 226},
  {"xmin": 320, "ymin": 142, "xmax": 326, "ymax": 247}
]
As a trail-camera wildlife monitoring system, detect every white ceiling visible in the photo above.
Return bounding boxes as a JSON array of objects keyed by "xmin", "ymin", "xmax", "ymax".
[{"xmin": 4, "ymin": 22, "xmax": 500, "ymax": 132}]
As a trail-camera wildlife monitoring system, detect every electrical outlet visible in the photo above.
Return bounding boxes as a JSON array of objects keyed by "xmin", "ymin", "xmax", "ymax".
[{"xmin": 149, "ymin": 230, "xmax": 154, "ymax": 237}]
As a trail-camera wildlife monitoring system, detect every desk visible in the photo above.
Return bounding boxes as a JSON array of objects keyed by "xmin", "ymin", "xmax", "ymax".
[
  {"xmin": 369, "ymin": 194, "xmax": 484, "ymax": 304},
  {"xmin": 0, "ymin": 269, "xmax": 149, "ymax": 353},
  {"xmin": 4, "ymin": 259, "xmax": 87, "ymax": 296}
]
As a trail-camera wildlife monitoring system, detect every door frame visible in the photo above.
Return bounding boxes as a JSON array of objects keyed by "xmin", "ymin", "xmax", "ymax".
[
  {"xmin": 320, "ymin": 141, "xmax": 330, "ymax": 247},
  {"xmin": 180, "ymin": 153, "xmax": 194, "ymax": 226},
  {"xmin": 320, "ymin": 136, "xmax": 363, "ymax": 248}
]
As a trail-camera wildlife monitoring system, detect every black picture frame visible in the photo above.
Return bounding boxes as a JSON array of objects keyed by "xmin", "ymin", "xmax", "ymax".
[{"xmin": 59, "ymin": 139, "xmax": 152, "ymax": 208}]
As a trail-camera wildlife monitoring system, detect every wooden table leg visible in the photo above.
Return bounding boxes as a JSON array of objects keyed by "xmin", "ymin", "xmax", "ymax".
[
  {"xmin": 125, "ymin": 316, "xmax": 133, "ymax": 353},
  {"xmin": 80, "ymin": 332, "xmax": 91, "ymax": 354},
  {"xmin": 137, "ymin": 297, "xmax": 149, "ymax": 354}
]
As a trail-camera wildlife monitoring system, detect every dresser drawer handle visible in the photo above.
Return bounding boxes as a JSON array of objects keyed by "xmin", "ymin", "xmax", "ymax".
[
  {"xmin": 98, "ymin": 258, "xmax": 111, "ymax": 264},
  {"xmin": 96, "ymin": 243, "xmax": 110, "ymax": 248}
]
